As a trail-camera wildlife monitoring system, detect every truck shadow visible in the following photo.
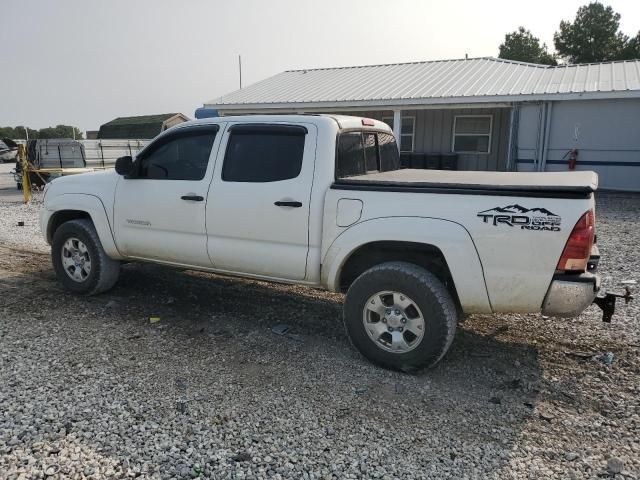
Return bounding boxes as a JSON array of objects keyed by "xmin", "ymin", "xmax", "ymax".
[
  {"xmin": 110, "ymin": 263, "xmax": 544, "ymax": 465},
  {"xmin": 104, "ymin": 262, "xmax": 543, "ymax": 398}
]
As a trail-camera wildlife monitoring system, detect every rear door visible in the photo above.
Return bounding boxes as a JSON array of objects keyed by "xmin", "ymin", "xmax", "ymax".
[
  {"xmin": 206, "ymin": 123, "xmax": 316, "ymax": 280},
  {"xmin": 113, "ymin": 125, "xmax": 221, "ymax": 266}
]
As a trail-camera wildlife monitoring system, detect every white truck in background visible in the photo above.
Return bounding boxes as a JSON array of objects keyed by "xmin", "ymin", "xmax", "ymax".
[
  {"xmin": 40, "ymin": 115, "xmax": 621, "ymax": 370},
  {"xmin": 28, "ymin": 138, "xmax": 149, "ymax": 170},
  {"xmin": 14, "ymin": 138, "xmax": 149, "ymax": 191}
]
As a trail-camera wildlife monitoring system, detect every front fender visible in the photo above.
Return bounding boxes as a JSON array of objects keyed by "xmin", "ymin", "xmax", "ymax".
[
  {"xmin": 322, "ymin": 217, "xmax": 492, "ymax": 314},
  {"xmin": 43, "ymin": 193, "xmax": 123, "ymax": 260}
]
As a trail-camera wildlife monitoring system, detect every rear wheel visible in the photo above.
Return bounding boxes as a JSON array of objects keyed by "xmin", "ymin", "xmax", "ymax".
[
  {"xmin": 344, "ymin": 261, "xmax": 458, "ymax": 371},
  {"xmin": 51, "ymin": 219, "xmax": 120, "ymax": 295}
]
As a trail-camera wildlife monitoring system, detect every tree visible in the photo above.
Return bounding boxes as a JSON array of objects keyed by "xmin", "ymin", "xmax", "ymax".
[
  {"xmin": 0, "ymin": 125, "xmax": 84, "ymax": 140},
  {"xmin": 37, "ymin": 125, "xmax": 83, "ymax": 140},
  {"xmin": 499, "ymin": 27, "xmax": 557, "ymax": 65},
  {"xmin": 554, "ymin": 2, "xmax": 628, "ymax": 63},
  {"xmin": 0, "ymin": 126, "xmax": 38, "ymax": 140},
  {"xmin": 623, "ymin": 31, "xmax": 640, "ymax": 60},
  {"xmin": 0, "ymin": 127, "xmax": 16, "ymax": 138}
]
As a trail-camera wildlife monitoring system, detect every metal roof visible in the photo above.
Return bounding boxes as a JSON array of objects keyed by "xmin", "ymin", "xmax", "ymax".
[{"xmin": 205, "ymin": 57, "xmax": 640, "ymax": 111}]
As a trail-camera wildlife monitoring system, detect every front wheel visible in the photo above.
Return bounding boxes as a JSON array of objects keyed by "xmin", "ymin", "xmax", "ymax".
[
  {"xmin": 344, "ymin": 262, "xmax": 458, "ymax": 371},
  {"xmin": 51, "ymin": 219, "xmax": 120, "ymax": 295}
]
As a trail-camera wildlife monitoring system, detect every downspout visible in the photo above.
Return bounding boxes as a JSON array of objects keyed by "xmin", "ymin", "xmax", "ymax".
[
  {"xmin": 540, "ymin": 101, "xmax": 553, "ymax": 172},
  {"xmin": 505, "ymin": 104, "xmax": 519, "ymax": 171},
  {"xmin": 534, "ymin": 102, "xmax": 546, "ymax": 171}
]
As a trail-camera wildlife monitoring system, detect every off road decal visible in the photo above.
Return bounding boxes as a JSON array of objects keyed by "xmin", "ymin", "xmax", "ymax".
[{"xmin": 477, "ymin": 204, "xmax": 561, "ymax": 231}]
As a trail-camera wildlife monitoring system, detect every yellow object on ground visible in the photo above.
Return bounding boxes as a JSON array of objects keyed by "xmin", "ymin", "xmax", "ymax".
[
  {"xmin": 18, "ymin": 145, "xmax": 31, "ymax": 204},
  {"xmin": 17, "ymin": 144, "xmax": 109, "ymax": 203}
]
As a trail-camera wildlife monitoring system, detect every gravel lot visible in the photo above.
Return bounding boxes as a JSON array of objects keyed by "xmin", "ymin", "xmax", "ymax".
[{"xmin": 0, "ymin": 166, "xmax": 638, "ymax": 479}]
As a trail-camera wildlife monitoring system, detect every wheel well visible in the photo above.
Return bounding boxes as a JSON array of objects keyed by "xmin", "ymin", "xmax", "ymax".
[
  {"xmin": 338, "ymin": 241, "xmax": 461, "ymax": 308},
  {"xmin": 47, "ymin": 210, "xmax": 91, "ymax": 243}
]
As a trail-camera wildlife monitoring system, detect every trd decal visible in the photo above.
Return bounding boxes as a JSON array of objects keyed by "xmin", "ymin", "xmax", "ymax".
[{"xmin": 477, "ymin": 204, "xmax": 561, "ymax": 231}]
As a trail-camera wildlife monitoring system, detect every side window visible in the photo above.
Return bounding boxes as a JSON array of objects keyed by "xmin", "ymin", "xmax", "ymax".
[
  {"xmin": 378, "ymin": 133, "xmax": 400, "ymax": 171},
  {"xmin": 136, "ymin": 128, "xmax": 217, "ymax": 180},
  {"xmin": 222, "ymin": 126, "xmax": 306, "ymax": 182}
]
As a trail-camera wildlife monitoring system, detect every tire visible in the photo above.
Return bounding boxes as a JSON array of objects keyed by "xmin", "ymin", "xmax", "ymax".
[
  {"xmin": 51, "ymin": 219, "xmax": 120, "ymax": 295},
  {"xmin": 344, "ymin": 261, "xmax": 458, "ymax": 371}
]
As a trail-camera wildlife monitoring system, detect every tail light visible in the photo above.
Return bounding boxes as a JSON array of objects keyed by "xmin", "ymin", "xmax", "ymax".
[{"xmin": 556, "ymin": 210, "xmax": 595, "ymax": 272}]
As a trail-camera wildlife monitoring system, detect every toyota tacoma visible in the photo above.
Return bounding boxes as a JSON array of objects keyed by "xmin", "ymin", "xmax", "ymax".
[{"xmin": 40, "ymin": 115, "xmax": 608, "ymax": 370}]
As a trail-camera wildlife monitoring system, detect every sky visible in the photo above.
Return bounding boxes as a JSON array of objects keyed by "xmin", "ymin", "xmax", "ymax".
[{"xmin": 1, "ymin": 0, "xmax": 639, "ymax": 133}]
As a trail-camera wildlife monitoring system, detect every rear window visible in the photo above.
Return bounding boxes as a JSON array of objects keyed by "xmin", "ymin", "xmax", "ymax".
[{"xmin": 336, "ymin": 131, "xmax": 400, "ymax": 179}]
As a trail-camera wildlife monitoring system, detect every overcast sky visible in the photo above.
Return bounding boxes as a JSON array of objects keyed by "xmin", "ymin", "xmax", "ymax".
[{"xmin": 1, "ymin": 0, "xmax": 639, "ymax": 133}]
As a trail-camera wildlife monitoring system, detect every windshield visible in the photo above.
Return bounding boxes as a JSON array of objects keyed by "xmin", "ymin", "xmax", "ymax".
[
  {"xmin": 336, "ymin": 131, "xmax": 400, "ymax": 179},
  {"xmin": 2, "ymin": 138, "xmax": 18, "ymax": 149}
]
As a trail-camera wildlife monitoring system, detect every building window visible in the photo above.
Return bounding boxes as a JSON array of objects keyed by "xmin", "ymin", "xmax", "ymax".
[
  {"xmin": 452, "ymin": 115, "xmax": 492, "ymax": 154},
  {"xmin": 382, "ymin": 116, "xmax": 415, "ymax": 152}
]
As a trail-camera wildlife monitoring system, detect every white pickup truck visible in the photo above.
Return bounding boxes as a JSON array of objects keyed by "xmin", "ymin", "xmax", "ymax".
[{"xmin": 41, "ymin": 115, "xmax": 609, "ymax": 370}]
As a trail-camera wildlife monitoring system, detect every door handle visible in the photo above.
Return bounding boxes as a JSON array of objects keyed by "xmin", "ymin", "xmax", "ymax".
[
  {"xmin": 181, "ymin": 195, "xmax": 204, "ymax": 201},
  {"xmin": 274, "ymin": 200, "xmax": 302, "ymax": 208}
]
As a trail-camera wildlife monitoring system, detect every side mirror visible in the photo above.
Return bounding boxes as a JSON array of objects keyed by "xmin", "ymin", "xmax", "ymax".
[{"xmin": 115, "ymin": 156, "xmax": 133, "ymax": 176}]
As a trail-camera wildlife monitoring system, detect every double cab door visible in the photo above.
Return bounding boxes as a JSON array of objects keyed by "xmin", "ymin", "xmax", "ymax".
[{"xmin": 113, "ymin": 121, "xmax": 316, "ymax": 281}]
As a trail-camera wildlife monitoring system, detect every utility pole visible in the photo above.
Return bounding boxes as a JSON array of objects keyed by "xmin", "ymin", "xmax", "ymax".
[
  {"xmin": 238, "ymin": 54, "xmax": 242, "ymax": 89},
  {"xmin": 24, "ymin": 126, "xmax": 29, "ymax": 141}
]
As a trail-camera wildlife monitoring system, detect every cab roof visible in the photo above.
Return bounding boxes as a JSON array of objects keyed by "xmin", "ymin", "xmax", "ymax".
[{"xmin": 176, "ymin": 114, "xmax": 392, "ymax": 133}]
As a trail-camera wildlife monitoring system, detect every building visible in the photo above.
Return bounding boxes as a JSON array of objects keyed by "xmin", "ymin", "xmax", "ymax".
[
  {"xmin": 203, "ymin": 57, "xmax": 640, "ymax": 191},
  {"xmin": 98, "ymin": 113, "xmax": 189, "ymax": 139},
  {"xmin": 85, "ymin": 130, "xmax": 99, "ymax": 140}
]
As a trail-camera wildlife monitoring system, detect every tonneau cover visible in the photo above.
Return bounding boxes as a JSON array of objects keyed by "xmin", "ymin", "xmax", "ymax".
[
  {"xmin": 333, "ymin": 169, "xmax": 598, "ymax": 198},
  {"xmin": 345, "ymin": 169, "xmax": 597, "ymax": 189}
]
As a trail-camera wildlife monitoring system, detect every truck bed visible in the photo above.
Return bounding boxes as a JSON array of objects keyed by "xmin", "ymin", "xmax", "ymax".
[{"xmin": 333, "ymin": 169, "xmax": 598, "ymax": 199}]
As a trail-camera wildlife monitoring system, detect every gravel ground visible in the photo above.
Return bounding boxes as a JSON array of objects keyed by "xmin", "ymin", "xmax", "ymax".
[{"xmin": 0, "ymin": 186, "xmax": 638, "ymax": 479}]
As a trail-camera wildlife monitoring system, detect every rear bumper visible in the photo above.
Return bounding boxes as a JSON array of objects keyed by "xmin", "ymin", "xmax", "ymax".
[{"xmin": 541, "ymin": 272, "xmax": 600, "ymax": 318}]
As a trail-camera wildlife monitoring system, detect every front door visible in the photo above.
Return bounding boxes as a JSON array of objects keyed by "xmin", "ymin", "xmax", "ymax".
[
  {"xmin": 206, "ymin": 123, "xmax": 316, "ymax": 280},
  {"xmin": 113, "ymin": 125, "xmax": 220, "ymax": 266}
]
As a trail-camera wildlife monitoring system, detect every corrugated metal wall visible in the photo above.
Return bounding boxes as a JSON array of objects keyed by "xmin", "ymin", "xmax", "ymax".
[
  {"xmin": 344, "ymin": 108, "xmax": 511, "ymax": 171},
  {"xmin": 517, "ymin": 98, "xmax": 640, "ymax": 191}
]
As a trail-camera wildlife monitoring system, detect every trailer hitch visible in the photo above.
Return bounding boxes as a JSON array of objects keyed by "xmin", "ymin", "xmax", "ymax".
[{"xmin": 593, "ymin": 287, "xmax": 633, "ymax": 323}]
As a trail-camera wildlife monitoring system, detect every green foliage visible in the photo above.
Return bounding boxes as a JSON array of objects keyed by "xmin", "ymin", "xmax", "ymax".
[
  {"xmin": 624, "ymin": 32, "xmax": 640, "ymax": 60},
  {"xmin": 0, "ymin": 127, "xmax": 15, "ymax": 139},
  {"xmin": 0, "ymin": 125, "xmax": 83, "ymax": 140},
  {"xmin": 499, "ymin": 27, "xmax": 557, "ymax": 65},
  {"xmin": 553, "ymin": 2, "xmax": 634, "ymax": 63},
  {"xmin": 38, "ymin": 125, "xmax": 84, "ymax": 140},
  {"xmin": 0, "ymin": 126, "xmax": 38, "ymax": 140}
]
